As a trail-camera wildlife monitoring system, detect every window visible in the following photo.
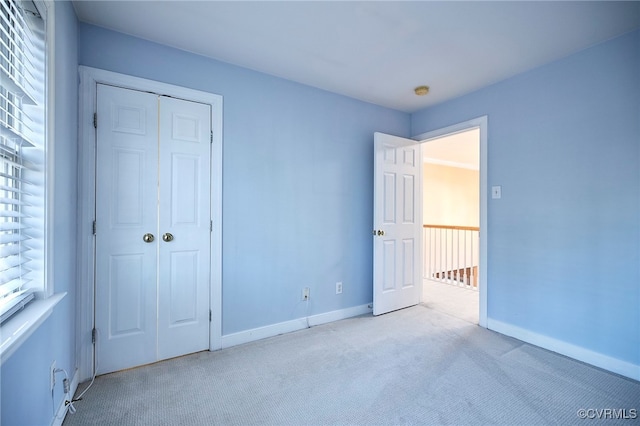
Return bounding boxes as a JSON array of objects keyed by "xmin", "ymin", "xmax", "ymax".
[{"xmin": 0, "ymin": 0, "xmax": 46, "ymax": 324}]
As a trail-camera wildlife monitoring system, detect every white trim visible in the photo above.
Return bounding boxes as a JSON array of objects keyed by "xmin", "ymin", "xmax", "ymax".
[
  {"xmin": 0, "ymin": 293, "xmax": 65, "ymax": 365},
  {"xmin": 76, "ymin": 66, "xmax": 223, "ymax": 381},
  {"xmin": 413, "ymin": 115, "xmax": 488, "ymax": 328},
  {"xmin": 44, "ymin": 0, "xmax": 55, "ymax": 298},
  {"xmin": 488, "ymin": 318, "xmax": 640, "ymax": 381},
  {"xmin": 209, "ymin": 84, "xmax": 223, "ymax": 351},
  {"xmin": 221, "ymin": 304, "xmax": 373, "ymax": 349}
]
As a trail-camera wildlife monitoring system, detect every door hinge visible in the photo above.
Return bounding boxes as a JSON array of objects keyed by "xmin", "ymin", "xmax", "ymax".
[
  {"xmin": 209, "ymin": 310, "xmax": 212, "ymax": 322},
  {"xmin": 210, "ymin": 131, "xmax": 213, "ymax": 143},
  {"xmin": 91, "ymin": 328, "xmax": 97, "ymax": 344},
  {"xmin": 93, "ymin": 112, "xmax": 97, "ymax": 129},
  {"xmin": 210, "ymin": 220, "xmax": 213, "ymax": 232},
  {"xmin": 92, "ymin": 220, "xmax": 97, "ymax": 235}
]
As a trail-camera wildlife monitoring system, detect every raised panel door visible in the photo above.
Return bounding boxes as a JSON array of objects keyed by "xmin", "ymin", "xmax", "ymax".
[
  {"xmin": 157, "ymin": 96, "xmax": 211, "ymax": 360},
  {"xmin": 373, "ymin": 133, "xmax": 422, "ymax": 315},
  {"xmin": 95, "ymin": 84, "xmax": 159, "ymax": 374},
  {"xmin": 95, "ymin": 86, "xmax": 211, "ymax": 373}
]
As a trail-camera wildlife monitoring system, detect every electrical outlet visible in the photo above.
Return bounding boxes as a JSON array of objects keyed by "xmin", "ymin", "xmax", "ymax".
[
  {"xmin": 50, "ymin": 361, "xmax": 56, "ymax": 391},
  {"xmin": 302, "ymin": 287, "xmax": 310, "ymax": 301},
  {"xmin": 336, "ymin": 282, "xmax": 343, "ymax": 294}
]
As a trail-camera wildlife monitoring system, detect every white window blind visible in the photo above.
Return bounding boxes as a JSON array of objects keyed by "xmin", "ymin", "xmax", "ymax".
[{"xmin": 0, "ymin": 0, "xmax": 45, "ymax": 324}]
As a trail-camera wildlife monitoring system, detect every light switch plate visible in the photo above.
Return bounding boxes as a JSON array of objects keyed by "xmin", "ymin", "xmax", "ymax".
[{"xmin": 492, "ymin": 186, "xmax": 502, "ymax": 199}]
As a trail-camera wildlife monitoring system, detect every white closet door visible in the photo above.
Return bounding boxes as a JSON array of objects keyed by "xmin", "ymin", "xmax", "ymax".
[
  {"xmin": 95, "ymin": 84, "xmax": 159, "ymax": 374},
  {"xmin": 157, "ymin": 96, "xmax": 211, "ymax": 360},
  {"xmin": 95, "ymin": 86, "xmax": 211, "ymax": 374}
]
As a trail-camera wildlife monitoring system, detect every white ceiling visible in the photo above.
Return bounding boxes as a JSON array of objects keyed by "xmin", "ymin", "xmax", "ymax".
[
  {"xmin": 423, "ymin": 128, "xmax": 479, "ymax": 170},
  {"xmin": 72, "ymin": 1, "xmax": 640, "ymax": 113}
]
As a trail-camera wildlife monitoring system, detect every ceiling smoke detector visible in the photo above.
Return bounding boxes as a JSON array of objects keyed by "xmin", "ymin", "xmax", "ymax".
[{"xmin": 414, "ymin": 85, "xmax": 430, "ymax": 96}]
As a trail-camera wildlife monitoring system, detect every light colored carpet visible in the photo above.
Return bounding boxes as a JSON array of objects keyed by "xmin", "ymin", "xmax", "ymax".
[
  {"xmin": 422, "ymin": 279, "xmax": 479, "ymax": 324},
  {"xmin": 64, "ymin": 305, "xmax": 639, "ymax": 426}
]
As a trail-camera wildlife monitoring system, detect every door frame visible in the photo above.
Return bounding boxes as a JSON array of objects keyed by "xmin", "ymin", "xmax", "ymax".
[
  {"xmin": 413, "ymin": 116, "xmax": 488, "ymax": 328},
  {"xmin": 76, "ymin": 66, "xmax": 223, "ymax": 381}
]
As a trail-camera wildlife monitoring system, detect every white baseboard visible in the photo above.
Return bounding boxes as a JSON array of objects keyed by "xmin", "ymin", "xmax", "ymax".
[
  {"xmin": 221, "ymin": 304, "xmax": 373, "ymax": 349},
  {"xmin": 51, "ymin": 368, "xmax": 79, "ymax": 426},
  {"xmin": 488, "ymin": 319, "xmax": 640, "ymax": 381}
]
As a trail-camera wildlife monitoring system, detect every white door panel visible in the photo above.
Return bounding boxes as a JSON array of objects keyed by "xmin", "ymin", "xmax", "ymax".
[
  {"xmin": 157, "ymin": 96, "xmax": 210, "ymax": 360},
  {"xmin": 95, "ymin": 86, "xmax": 211, "ymax": 373},
  {"xmin": 373, "ymin": 132, "xmax": 422, "ymax": 315},
  {"xmin": 96, "ymin": 84, "xmax": 159, "ymax": 374}
]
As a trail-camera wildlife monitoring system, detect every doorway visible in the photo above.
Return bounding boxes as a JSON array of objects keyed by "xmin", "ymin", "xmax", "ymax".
[
  {"xmin": 414, "ymin": 116, "xmax": 488, "ymax": 327},
  {"xmin": 421, "ymin": 128, "xmax": 479, "ymax": 324}
]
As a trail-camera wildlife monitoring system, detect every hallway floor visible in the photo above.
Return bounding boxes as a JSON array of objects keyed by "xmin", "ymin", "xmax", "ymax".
[{"xmin": 422, "ymin": 279, "xmax": 479, "ymax": 324}]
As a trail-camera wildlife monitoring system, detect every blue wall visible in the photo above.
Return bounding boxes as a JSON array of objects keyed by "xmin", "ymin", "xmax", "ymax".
[
  {"xmin": 412, "ymin": 30, "xmax": 640, "ymax": 367},
  {"xmin": 78, "ymin": 24, "xmax": 410, "ymax": 335},
  {"xmin": 0, "ymin": 2, "xmax": 79, "ymax": 425}
]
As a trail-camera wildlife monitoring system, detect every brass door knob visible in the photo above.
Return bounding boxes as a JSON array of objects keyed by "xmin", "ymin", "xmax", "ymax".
[
  {"xmin": 143, "ymin": 233, "xmax": 155, "ymax": 243},
  {"xmin": 377, "ymin": 230, "xmax": 385, "ymax": 236},
  {"xmin": 162, "ymin": 233, "xmax": 174, "ymax": 242}
]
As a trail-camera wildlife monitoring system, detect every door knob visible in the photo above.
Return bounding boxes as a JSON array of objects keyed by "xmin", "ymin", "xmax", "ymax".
[
  {"xmin": 377, "ymin": 230, "xmax": 385, "ymax": 236},
  {"xmin": 162, "ymin": 233, "xmax": 174, "ymax": 242},
  {"xmin": 143, "ymin": 233, "xmax": 155, "ymax": 243}
]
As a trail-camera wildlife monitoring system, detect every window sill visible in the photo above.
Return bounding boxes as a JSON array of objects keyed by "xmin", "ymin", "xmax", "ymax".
[{"xmin": 0, "ymin": 293, "xmax": 66, "ymax": 366}]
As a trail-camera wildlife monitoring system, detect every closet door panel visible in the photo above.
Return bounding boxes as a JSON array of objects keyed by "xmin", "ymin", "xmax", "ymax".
[
  {"xmin": 95, "ymin": 84, "xmax": 159, "ymax": 374},
  {"xmin": 157, "ymin": 96, "xmax": 211, "ymax": 360}
]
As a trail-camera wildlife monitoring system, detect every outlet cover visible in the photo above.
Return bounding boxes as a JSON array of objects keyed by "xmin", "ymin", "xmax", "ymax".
[{"xmin": 336, "ymin": 282, "xmax": 343, "ymax": 294}]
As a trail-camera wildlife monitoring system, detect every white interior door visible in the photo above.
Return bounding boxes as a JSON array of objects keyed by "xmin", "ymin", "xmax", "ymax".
[
  {"xmin": 373, "ymin": 132, "xmax": 422, "ymax": 315},
  {"xmin": 157, "ymin": 96, "xmax": 211, "ymax": 360},
  {"xmin": 95, "ymin": 85, "xmax": 211, "ymax": 374},
  {"xmin": 95, "ymin": 84, "xmax": 159, "ymax": 373}
]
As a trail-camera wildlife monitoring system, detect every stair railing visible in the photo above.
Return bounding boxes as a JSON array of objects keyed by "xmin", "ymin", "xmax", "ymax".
[{"xmin": 423, "ymin": 224, "xmax": 479, "ymax": 290}]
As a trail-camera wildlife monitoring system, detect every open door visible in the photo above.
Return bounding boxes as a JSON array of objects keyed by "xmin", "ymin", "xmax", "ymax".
[{"xmin": 373, "ymin": 132, "xmax": 422, "ymax": 315}]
